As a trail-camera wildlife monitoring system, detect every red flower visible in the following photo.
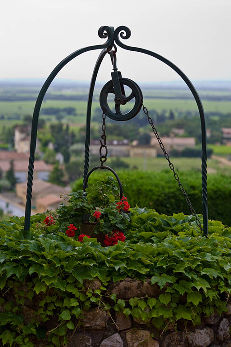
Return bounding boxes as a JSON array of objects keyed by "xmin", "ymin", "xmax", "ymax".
[
  {"xmin": 116, "ymin": 196, "xmax": 130, "ymax": 212},
  {"xmin": 113, "ymin": 231, "xmax": 126, "ymax": 242},
  {"xmin": 103, "ymin": 231, "xmax": 126, "ymax": 246},
  {"xmin": 44, "ymin": 216, "xmax": 55, "ymax": 226},
  {"xmin": 93, "ymin": 210, "xmax": 101, "ymax": 219},
  {"xmin": 66, "ymin": 224, "xmax": 77, "ymax": 237},
  {"xmin": 78, "ymin": 234, "xmax": 91, "ymax": 242}
]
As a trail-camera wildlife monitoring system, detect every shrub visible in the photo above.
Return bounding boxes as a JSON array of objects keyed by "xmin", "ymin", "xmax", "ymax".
[{"xmin": 73, "ymin": 170, "xmax": 231, "ymax": 225}]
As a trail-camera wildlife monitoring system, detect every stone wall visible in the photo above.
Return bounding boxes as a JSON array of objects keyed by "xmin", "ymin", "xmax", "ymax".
[
  {"xmin": 67, "ymin": 309, "xmax": 231, "ymax": 347},
  {"xmin": 66, "ymin": 279, "xmax": 231, "ymax": 347}
]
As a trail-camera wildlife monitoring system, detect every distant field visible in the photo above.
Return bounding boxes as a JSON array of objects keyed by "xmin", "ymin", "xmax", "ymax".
[
  {"xmin": 106, "ymin": 157, "xmax": 231, "ymax": 175},
  {"xmin": 0, "ymin": 96, "xmax": 231, "ymax": 119},
  {"xmin": 208, "ymin": 145, "xmax": 231, "ymax": 155}
]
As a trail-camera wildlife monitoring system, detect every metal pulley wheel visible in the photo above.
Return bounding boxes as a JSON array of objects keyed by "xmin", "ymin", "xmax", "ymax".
[{"xmin": 100, "ymin": 77, "xmax": 143, "ymax": 121}]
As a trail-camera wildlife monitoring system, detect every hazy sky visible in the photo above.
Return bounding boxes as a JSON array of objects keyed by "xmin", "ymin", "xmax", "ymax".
[{"xmin": 1, "ymin": 0, "xmax": 230, "ymax": 83}]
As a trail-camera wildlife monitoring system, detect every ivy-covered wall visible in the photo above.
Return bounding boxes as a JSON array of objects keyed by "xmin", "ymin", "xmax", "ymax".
[{"xmin": 1, "ymin": 209, "xmax": 231, "ymax": 346}]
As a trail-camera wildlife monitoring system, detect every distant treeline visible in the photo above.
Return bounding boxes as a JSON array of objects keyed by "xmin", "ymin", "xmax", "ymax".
[{"xmin": 1, "ymin": 94, "xmax": 231, "ymax": 102}]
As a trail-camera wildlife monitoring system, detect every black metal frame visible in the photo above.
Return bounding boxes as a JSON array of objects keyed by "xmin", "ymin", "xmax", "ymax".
[{"xmin": 23, "ymin": 25, "xmax": 208, "ymax": 237}]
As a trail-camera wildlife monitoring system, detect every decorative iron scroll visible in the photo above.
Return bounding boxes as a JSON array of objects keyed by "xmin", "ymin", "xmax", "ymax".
[{"xmin": 24, "ymin": 26, "xmax": 208, "ymax": 237}]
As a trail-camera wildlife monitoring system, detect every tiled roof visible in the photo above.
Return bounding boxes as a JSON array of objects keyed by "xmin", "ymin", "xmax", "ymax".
[
  {"xmin": 0, "ymin": 151, "xmax": 28, "ymax": 161},
  {"xmin": 0, "ymin": 160, "xmax": 52, "ymax": 172},
  {"xmin": 16, "ymin": 179, "xmax": 70, "ymax": 196},
  {"xmin": 151, "ymin": 136, "xmax": 195, "ymax": 146},
  {"xmin": 36, "ymin": 194, "xmax": 62, "ymax": 207}
]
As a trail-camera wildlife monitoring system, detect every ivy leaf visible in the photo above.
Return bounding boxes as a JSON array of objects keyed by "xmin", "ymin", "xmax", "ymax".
[
  {"xmin": 0, "ymin": 276, "xmax": 6, "ymax": 290},
  {"xmin": 72, "ymin": 307, "xmax": 81, "ymax": 318},
  {"xmin": 175, "ymin": 305, "xmax": 192, "ymax": 320},
  {"xmin": 201, "ymin": 268, "xmax": 223, "ymax": 279},
  {"xmin": 0, "ymin": 330, "xmax": 15, "ymax": 346},
  {"xmin": 193, "ymin": 278, "xmax": 210, "ymax": 292},
  {"xmin": 67, "ymin": 321, "xmax": 75, "ymax": 330},
  {"xmin": 147, "ymin": 298, "xmax": 156, "ymax": 309},
  {"xmin": 138, "ymin": 300, "xmax": 147, "ymax": 310},
  {"xmin": 34, "ymin": 281, "xmax": 46, "ymax": 294},
  {"xmin": 151, "ymin": 274, "xmax": 175, "ymax": 288},
  {"xmin": 123, "ymin": 308, "xmax": 131, "ymax": 316},
  {"xmin": 129, "ymin": 298, "xmax": 138, "ymax": 307},
  {"xmin": 29, "ymin": 264, "xmax": 43, "ymax": 276},
  {"xmin": 159, "ymin": 293, "xmax": 171, "ymax": 305},
  {"xmin": 60, "ymin": 310, "xmax": 71, "ymax": 321},
  {"xmin": 110, "ymin": 294, "xmax": 117, "ymax": 302},
  {"xmin": 187, "ymin": 292, "xmax": 202, "ymax": 306}
]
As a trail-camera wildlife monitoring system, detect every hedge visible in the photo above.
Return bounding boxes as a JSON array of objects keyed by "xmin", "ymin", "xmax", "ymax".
[
  {"xmin": 0, "ymin": 210, "xmax": 231, "ymax": 345},
  {"xmin": 74, "ymin": 170, "xmax": 231, "ymax": 226}
]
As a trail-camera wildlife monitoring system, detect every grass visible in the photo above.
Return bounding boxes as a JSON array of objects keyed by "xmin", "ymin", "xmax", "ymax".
[
  {"xmin": 208, "ymin": 145, "xmax": 231, "ymax": 155},
  {"xmin": 0, "ymin": 96, "xmax": 231, "ymax": 118},
  {"xmin": 106, "ymin": 156, "xmax": 231, "ymax": 175}
]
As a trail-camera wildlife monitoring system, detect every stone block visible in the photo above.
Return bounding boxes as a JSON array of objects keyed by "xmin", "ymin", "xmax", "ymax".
[
  {"xmin": 126, "ymin": 329, "xmax": 159, "ymax": 347},
  {"xmin": 100, "ymin": 333, "xmax": 123, "ymax": 347}
]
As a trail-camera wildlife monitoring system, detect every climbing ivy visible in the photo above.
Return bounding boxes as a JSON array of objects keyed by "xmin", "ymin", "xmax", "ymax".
[{"xmin": 0, "ymin": 209, "xmax": 231, "ymax": 345}]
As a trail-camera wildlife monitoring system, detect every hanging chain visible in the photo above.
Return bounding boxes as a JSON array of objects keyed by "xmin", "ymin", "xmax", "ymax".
[
  {"xmin": 99, "ymin": 113, "xmax": 108, "ymax": 166},
  {"xmin": 143, "ymin": 105, "xmax": 202, "ymax": 231}
]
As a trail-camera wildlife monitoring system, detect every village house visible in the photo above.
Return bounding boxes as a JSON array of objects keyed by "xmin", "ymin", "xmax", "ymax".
[
  {"xmin": 170, "ymin": 128, "xmax": 185, "ymax": 136},
  {"xmin": 16, "ymin": 179, "xmax": 70, "ymax": 212},
  {"xmin": 150, "ymin": 135, "xmax": 196, "ymax": 153},
  {"xmin": 36, "ymin": 194, "xmax": 62, "ymax": 213},
  {"xmin": 90, "ymin": 139, "xmax": 130, "ymax": 157},
  {"xmin": 0, "ymin": 157, "xmax": 52, "ymax": 183},
  {"xmin": 14, "ymin": 126, "xmax": 30, "ymax": 153},
  {"xmin": 90, "ymin": 140, "xmax": 157, "ymax": 158},
  {"xmin": 129, "ymin": 146, "xmax": 157, "ymax": 158},
  {"xmin": 222, "ymin": 128, "xmax": 231, "ymax": 145}
]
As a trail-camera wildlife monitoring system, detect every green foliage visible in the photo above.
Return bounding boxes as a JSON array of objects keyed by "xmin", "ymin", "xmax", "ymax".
[
  {"xmin": 43, "ymin": 148, "xmax": 57, "ymax": 164},
  {"xmin": 73, "ymin": 170, "xmax": 231, "ymax": 225},
  {"xmin": 65, "ymin": 159, "xmax": 82, "ymax": 182},
  {"xmin": 110, "ymin": 157, "xmax": 130, "ymax": 170},
  {"xmin": 0, "ymin": 208, "xmax": 231, "ymax": 344},
  {"xmin": 49, "ymin": 163, "xmax": 65, "ymax": 186},
  {"xmin": 5, "ymin": 160, "xmax": 17, "ymax": 189}
]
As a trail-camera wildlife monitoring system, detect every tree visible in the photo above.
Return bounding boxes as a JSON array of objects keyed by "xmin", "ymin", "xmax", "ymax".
[
  {"xmin": 169, "ymin": 110, "xmax": 175, "ymax": 120},
  {"xmin": 6, "ymin": 160, "xmax": 17, "ymax": 189},
  {"xmin": 49, "ymin": 163, "xmax": 65, "ymax": 186},
  {"xmin": 138, "ymin": 133, "xmax": 151, "ymax": 145},
  {"xmin": 65, "ymin": 159, "xmax": 83, "ymax": 183},
  {"xmin": 43, "ymin": 148, "xmax": 57, "ymax": 164}
]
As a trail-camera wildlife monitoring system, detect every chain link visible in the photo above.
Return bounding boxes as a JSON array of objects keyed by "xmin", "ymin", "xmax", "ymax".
[
  {"xmin": 143, "ymin": 105, "xmax": 202, "ymax": 231},
  {"xmin": 99, "ymin": 113, "xmax": 108, "ymax": 166}
]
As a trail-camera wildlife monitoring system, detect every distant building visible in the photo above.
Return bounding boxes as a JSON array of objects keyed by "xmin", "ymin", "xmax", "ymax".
[
  {"xmin": 36, "ymin": 194, "xmax": 62, "ymax": 213},
  {"xmin": 0, "ymin": 151, "xmax": 28, "ymax": 161},
  {"xmin": 170, "ymin": 128, "xmax": 185, "ymax": 136},
  {"xmin": 0, "ymin": 160, "xmax": 52, "ymax": 182},
  {"xmin": 14, "ymin": 126, "xmax": 30, "ymax": 153},
  {"xmin": 222, "ymin": 128, "xmax": 231, "ymax": 145},
  {"xmin": 129, "ymin": 146, "xmax": 157, "ymax": 158},
  {"xmin": 16, "ymin": 179, "xmax": 70, "ymax": 211},
  {"xmin": 90, "ymin": 139, "xmax": 130, "ymax": 157},
  {"xmin": 90, "ymin": 139, "xmax": 157, "ymax": 158},
  {"xmin": 150, "ymin": 136, "xmax": 196, "ymax": 153}
]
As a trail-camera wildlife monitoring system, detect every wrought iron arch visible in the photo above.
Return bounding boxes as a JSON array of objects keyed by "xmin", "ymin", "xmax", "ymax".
[{"xmin": 24, "ymin": 25, "xmax": 208, "ymax": 237}]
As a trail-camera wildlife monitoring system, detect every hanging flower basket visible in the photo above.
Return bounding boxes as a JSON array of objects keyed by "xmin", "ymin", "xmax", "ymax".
[{"xmin": 52, "ymin": 167, "xmax": 130, "ymax": 246}]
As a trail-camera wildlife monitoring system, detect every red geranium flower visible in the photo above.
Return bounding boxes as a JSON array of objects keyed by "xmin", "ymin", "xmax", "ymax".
[
  {"xmin": 44, "ymin": 216, "xmax": 55, "ymax": 226},
  {"xmin": 116, "ymin": 196, "xmax": 130, "ymax": 212},
  {"xmin": 66, "ymin": 224, "xmax": 77, "ymax": 237},
  {"xmin": 78, "ymin": 234, "xmax": 91, "ymax": 242},
  {"xmin": 103, "ymin": 231, "xmax": 126, "ymax": 246},
  {"xmin": 93, "ymin": 210, "xmax": 101, "ymax": 219}
]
